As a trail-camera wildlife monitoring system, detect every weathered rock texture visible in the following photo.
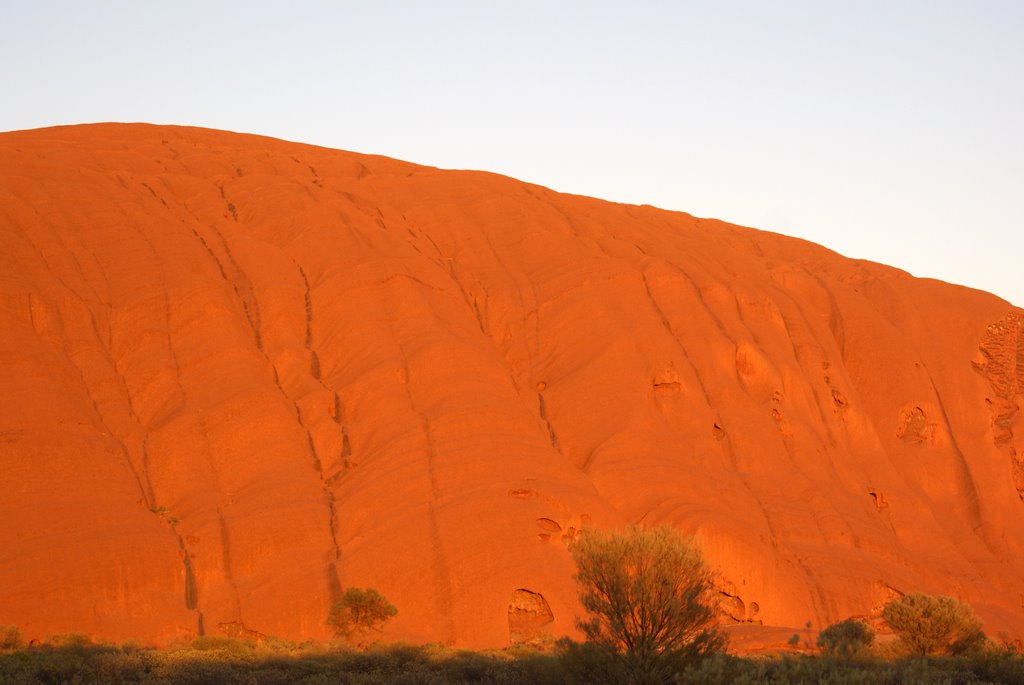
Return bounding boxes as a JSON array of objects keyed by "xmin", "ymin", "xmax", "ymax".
[{"xmin": 1, "ymin": 124, "xmax": 1022, "ymax": 647}]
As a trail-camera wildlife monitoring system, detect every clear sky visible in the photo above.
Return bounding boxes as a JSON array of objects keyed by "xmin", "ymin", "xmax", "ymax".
[{"xmin": 3, "ymin": 1, "xmax": 1021, "ymax": 306}]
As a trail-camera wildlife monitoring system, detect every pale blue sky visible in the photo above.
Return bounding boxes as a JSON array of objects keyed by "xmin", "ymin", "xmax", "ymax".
[{"xmin": 3, "ymin": 1, "xmax": 1021, "ymax": 305}]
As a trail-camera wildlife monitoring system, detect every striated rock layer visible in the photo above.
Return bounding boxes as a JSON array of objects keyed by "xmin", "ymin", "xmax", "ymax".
[{"xmin": 1, "ymin": 123, "xmax": 1022, "ymax": 647}]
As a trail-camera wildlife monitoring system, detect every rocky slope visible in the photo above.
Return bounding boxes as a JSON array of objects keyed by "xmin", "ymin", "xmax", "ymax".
[{"xmin": 1, "ymin": 124, "xmax": 1021, "ymax": 647}]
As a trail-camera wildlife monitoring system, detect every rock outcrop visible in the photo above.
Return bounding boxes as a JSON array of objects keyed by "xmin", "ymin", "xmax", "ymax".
[{"xmin": 1, "ymin": 123, "xmax": 1021, "ymax": 647}]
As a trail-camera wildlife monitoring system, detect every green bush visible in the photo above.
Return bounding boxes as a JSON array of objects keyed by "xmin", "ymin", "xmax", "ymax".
[
  {"xmin": 563, "ymin": 525, "xmax": 725, "ymax": 683},
  {"xmin": 882, "ymin": 593, "xmax": 983, "ymax": 656},
  {"xmin": 327, "ymin": 587, "xmax": 398, "ymax": 642},
  {"xmin": 816, "ymin": 619, "xmax": 874, "ymax": 658}
]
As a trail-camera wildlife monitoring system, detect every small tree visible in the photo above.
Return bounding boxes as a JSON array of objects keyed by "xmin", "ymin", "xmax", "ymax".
[
  {"xmin": 564, "ymin": 526, "xmax": 725, "ymax": 683},
  {"xmin": 882, "ymin": 593, "xmax": 982, "ymax": 656},
  {"xmin": 817, "ymin": 619, "xmax": 874, "ymax": 658},
  {"xmin": 327, "ymin": 587, "xmax": 397, "ymax": 642}
]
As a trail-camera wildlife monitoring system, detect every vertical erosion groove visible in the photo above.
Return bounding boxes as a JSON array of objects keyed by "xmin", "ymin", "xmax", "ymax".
[
  {"xmin": 640, "ymin": 268, "xmax": 813, "ymax": 605},
  {"xmin": 924, "ymin": 373, "xmax": 997, "ymax": 556},
  {"xmin": 183, "ymin": 551, "xmax": 198, "ymax": 610},
  {"xmin": 294, "ymin": 262, "xmax": 344, "ymax": 565},
  {"xmin": 399, "ymin": 354, "xmax": 457, "ymax": 643},
  {"xmin": 121, "ymin": 217, "xmax": 209, "ymax": 622},
  {"xmin": 217, "ymin": 509, "xmax": 243, "ymax": 618},
  {"xmin": 537, "ymin": 392, "xmax": 561, "ymax": 452},
  {"xmin": 189, "ymin": 219, "xmax": 346, "ymax": 594},
  {"xmin": 326, "ymin": 562, "xmax": 342, "ymax": 601}
]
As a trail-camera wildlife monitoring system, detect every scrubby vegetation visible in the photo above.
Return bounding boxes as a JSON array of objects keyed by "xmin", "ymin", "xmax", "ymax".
[
  {"xmin": 882, "ymin": 592, "xmax": 986, "ymax": 656},
  {"xmin": 560, "ymin": 525, "xmax": 725, "ymax": 683},
  {"xmin": 2, "ymin": 579, "xmax": 1021, "ymax": 683},
  {"xmin": 0, "ymin": 635, "xmax": 1021, "ymax": 684},
  {"xmin": 0, "ymin": 624, "xmax": 22, "ymax": 651},
  {"xmin": 327, "ymin": 587, "xmax": 398, "ymax": 642},
  {"xmin": 682, "ymin": 650, "xmax": 1024, "ymax": 684},
  {"xmin": 1, "ymin": 624, "xmax": 1024, "ymax": 685},
  {"xmin": 816, "ymin": 619, "xmax": 875, "ymax": 658},
  {"xmin": 0, "ymin": 638, "xmax": 564, "ymax": 685}
]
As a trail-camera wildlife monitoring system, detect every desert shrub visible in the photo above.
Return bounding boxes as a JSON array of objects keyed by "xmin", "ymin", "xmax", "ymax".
[
  {"xmin": 0, "ymin": 625, "xmax": 21, "ymax": 651},
  {"xmin": 189, "ymin": 634, "xmax": 254, "ymax": 654},
  {"xmin": 950, "ymin": 628, "xmax": 990, "ymax": 656},
  {"xmin": 0, "ymin": 641, "xmax": 116, "ymax": 685},
  {"xmin": 680, "ymin": 653, "xmax": 899, "ymax": 685},
  {"xmin": 327, "ymin": 587, "xmax": 398, "ymax": 642},
  {"xmin": 960, "ymin": 650, "xmax": 1024, "ymax": 684},
  {"xmin": 817, "ymin": 619, "xmax": 874, "ymax": 658},
  {"xmin": 678, "ymin": 653, "xmax": 1024, "ymax": 685},
  {"xmin": 151, "ymin": 655, "xmax": 251, "ymax": 685},
  {"xmin": 882, "ymin": 593, "xmax": 983, "ymax": 656},
  {"xmin": 47, "ymin": 632, "xmax": 94, "ymax": 648},
  {"xmin": 1, "ymin": 641, "xmax": 1019, "ymax": 685},
  {"xmin": 563, "ymin": 525, "xmax": 725, "ymax": 683}
]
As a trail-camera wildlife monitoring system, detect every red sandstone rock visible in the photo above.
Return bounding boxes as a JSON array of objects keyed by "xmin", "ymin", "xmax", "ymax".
[{"xmin": 0, "ymin": 123, "xmax": 1021, "ymax": 648}]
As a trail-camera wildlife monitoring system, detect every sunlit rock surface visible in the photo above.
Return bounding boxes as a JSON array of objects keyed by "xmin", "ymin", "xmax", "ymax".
[{"xmin": 1, "ymin": 124, "xmax": 1021, "ymax": 647}]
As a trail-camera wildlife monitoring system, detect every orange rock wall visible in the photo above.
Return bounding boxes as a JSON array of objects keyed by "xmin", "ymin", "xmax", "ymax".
[{"xmin": 1, "ymin": 124, "xmax": 1021, "ymax": 646}]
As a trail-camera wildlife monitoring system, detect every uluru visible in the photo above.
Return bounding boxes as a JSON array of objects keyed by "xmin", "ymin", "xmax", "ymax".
[{"xmin": 1, "ymin": 123, "xmax": 1022, "ymax": 649}]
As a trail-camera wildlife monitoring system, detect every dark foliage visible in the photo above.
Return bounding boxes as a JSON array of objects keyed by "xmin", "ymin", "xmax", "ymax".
[
  {"xmin": 816, "ymin": 619, "xmax": 875, "ymax": 658},
  {"xmin": 882, "ymin": 593, "xmax": 984, "ymax": 656},
  {"xmin": 564, "ymin": 526, "xmax": 726, "ymax": 683},
  {"xmin": 326, "ymin": 587, "xmax": 398, "ymax": 641}
]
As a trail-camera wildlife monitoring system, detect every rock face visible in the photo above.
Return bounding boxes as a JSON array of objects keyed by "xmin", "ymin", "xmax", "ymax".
[{"xmin": 1, "ymin": 123, "xmax": 1022, "ymax": 647}]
